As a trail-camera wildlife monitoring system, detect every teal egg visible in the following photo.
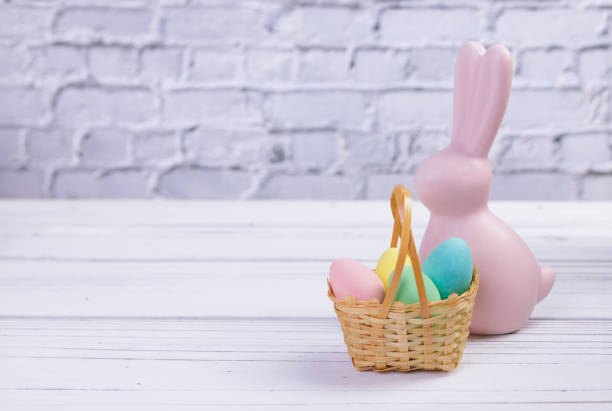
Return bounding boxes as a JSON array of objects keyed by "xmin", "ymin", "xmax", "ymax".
[
  {"xmin": 389, "ymin": 266, "xmax": 441, "ymax": 305},
  {"xmin": 422, "ymin": 237, "xmax": 473, "ymax": 299}
]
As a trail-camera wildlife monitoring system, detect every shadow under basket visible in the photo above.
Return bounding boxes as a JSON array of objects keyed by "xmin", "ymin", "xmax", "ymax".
[{"xmin": 328, "ymin": 184, "xmax": 479, "ymax": 372}]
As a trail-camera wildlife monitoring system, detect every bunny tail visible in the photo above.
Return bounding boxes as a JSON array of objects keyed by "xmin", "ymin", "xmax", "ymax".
[{"xmin": 537, "ymin": 264, "xmax": 555, "ymax": 303}]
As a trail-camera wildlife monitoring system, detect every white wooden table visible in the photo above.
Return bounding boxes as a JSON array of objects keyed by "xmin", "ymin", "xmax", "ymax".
[{"xmin": 1, "ymin": 201, "xmax": 611, "ymax": 410}]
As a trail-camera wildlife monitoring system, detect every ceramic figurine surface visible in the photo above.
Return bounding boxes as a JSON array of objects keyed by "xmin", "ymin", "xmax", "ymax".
[{"xmin": 414, "ymin": 41, "xmax": 555, "ymax": 335}]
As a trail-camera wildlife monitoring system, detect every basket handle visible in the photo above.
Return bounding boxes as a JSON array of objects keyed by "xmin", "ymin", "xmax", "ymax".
[{"xmin": 378, "ymin": 185, "xmax": 432, "ymax": 319}]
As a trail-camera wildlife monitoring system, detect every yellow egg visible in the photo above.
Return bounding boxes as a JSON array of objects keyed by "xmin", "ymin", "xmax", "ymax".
[{"xmin": 375, "ymin": 247, "xmax": 412, "ymax": 290}]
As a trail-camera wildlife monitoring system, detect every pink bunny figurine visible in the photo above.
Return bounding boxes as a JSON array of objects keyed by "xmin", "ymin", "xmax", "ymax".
[{"xmin": 414, "ymin": 42, "xmax": 555, "ymax": 335}]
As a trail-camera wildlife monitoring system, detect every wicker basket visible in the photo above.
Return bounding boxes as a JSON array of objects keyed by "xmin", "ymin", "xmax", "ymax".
[{"xmin": 328, "ymin": 184, "xmax": 479, "ymax": 372}]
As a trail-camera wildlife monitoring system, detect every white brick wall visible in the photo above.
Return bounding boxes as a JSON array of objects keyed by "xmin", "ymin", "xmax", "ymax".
[{"xmin": 0, "ymin": 0, "xmax": 610, "ymax": 200}]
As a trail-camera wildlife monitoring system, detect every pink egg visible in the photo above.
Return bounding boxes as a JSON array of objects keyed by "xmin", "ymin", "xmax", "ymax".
[{"xmin": 329, "ymin": 258, "xmax": 385, "ymax": 302}]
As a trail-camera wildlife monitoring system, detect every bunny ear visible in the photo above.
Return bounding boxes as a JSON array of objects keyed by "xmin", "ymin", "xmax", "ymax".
[
  {"xmin": 451, "ymin": 43, "xmax": 513, "ymax": 158},
  {"xmin": 451, "ymin": 42, "xmax": 485, "ymax": 153}
]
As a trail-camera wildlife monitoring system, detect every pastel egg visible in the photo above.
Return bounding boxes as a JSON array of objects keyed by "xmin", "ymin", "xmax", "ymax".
[
  {"xmin": 375, "ymin": 248, "xmax": 412, "ymax": 290},
  {"xmin": 388, "ymin": 266, "xmax": 441, "ymax": 305},
  {"xmin": 422, "ymin": 237, "xmax": 473, "ymax": 299},
  {"xmin": 329, "ymin": 258, "xmax": 385, "ymax": 302}
]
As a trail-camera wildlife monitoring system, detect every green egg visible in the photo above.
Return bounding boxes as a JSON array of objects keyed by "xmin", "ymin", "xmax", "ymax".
[{"xmin": 388, "ymin": 266, "xmax": 441, "ymax": 305}]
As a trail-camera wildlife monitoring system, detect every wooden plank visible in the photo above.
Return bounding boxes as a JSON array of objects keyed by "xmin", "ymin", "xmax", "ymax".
[
  {"xmin": 0, "ymin": 201, "xmax": 610, "ymax": 262},
  {"xmin": 0, "ymin": 260, "xmax": 610, "ymax": 319},
  {"xmin": 1, "ymin": 393, "xmax": 610, "ymax": 411},
  {"xmin": 0, "ymin": 225, "xmax": 610, "ymax": 261},
  {"xmin": 0, "ymin": 318, "xmax": 610, "ymax": 408},
  {"xmin": 2, "ymin": 318, "xmax": 611, "ymax": 362},
  {"xmin": 0, "ymin": 200, "xmax": 610, "ymax": 228}
]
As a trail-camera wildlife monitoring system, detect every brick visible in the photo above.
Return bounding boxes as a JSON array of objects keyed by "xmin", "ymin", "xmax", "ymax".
[
  {"xmin": 141, "ymin": 47, "xmax": 183, "ymax": 81},
  {"xmin": 265, "ymin": 92, "xmax": 369, "ymax": 128},
  {"xmin": 582, "ymin": 175, "xmax": 612, "ymax": 200},
  {"xmin": 379, "ymin": 91, "xmax": 452, "ymax": 129},
  {"xmin": 352, "ymin": 49, "xmax": 408, "ymax": 83},
  {"xmin": 498, "ymin": 135, "xmax": 558, "ymax": 170},
  {"xmin": 0, "ymin": 47, "xmax": 29, "ymax": 79},
  {"xmin": 28, "ymin": 128, "xmax": 73, "ymax": 166},
  {"xmin": 164, "ymin": 7, "xmax": 268, "ymax": 42},
  {"xmin": 408, "ymin": 48, "xmax": 456, "ymax": 82},
  {"xmin": 183, "ymin": 127, "xmax": 269, "ymax": 166},
  {"xmin": 0, "ymin": 127, "xmax": 22, "ymax": 167},
  {"xmin": 489, "ymin": 136, "xmax": 506, "ymax": 167},
  {"xmin": 0, "ymin": 6, "xmax": 51, "ymax": 39},
  {"xmin": 291, "ymin": 132, "xmax": 338, "ymax": 169},
  {"xmin": 80, "ymin": 129, "xmax": 130, "ymax": 166},
  {"xmin": 245, "ymin": 49, "xmax": 293, "ymax": 83},
  {"xmin": 344, "ymin": 132, "xmax": 394, "ymax": 169},
  {"xmin": 490, "ymin": 172, "xmax": 575, "ymax": 200},
  {"xmin": 579, "ymin": 48, "xmax": 611, "ymax": 82},
  {"xmin": 32, "ymin": 45, "xmax": 86, "ymax": 79},
  {"xmin": 0, "ymin": 170, "xmax": 44, "ymax": 198},
  {"xmin": 561, "ymin": 133, "xmax": 611, "ymax": 167},
  {"xmin": 406, "ymin": 130, "xmax": 451, "ymax": 170},
  {"xmin": 53, "ymin": 170, "xmax": 151, "ymax": 198},
  {"xmin": 505, "ymin": 90, "xmax": 592, "ymax": 129},
  {"xmin": 411, "ymin": 131, "xmax": 450, "ymax": 155},
  {"xmin": 519, "ymin": 49, "xmax": 572, "ymax": 84},
  {"xmin": 63, "ymin": 0, "xmax": 155, "ymax": 5},
  {"xmin": 55, "ymin": 86, "xmax": 155, "ymax": 126},
  {"xmin": 496, "ymin": 9, "xmax": 605, "ymax": 45},
  {"xmin": 164, "ymin": 89, "xmax": 262, "ymax": 125},
  {"xmin": 609, "ymin": 86, "xmax": 612, "ymax": 123},
  {"xmin": 257, "ymin": 174, "xmax": 354, "ymax": 199},
  {"xmin": 89, "ymin": 47, "xmax": 138, "ymax": 80},
  {"xmin": 54, "ymin": 8, "xmax": 153, "ymax": 38},
  {"xmin": 133, "ymin": 131, "xmax": 177, "ymax": 165},
  {"xmin": 366, "ymin": 173, "xmax": 415, "ymax": 200},
  {"xmin": 0, "ymin": 87, "xmax": 47, "ymax": 125},
  {"xmin": 267, "ymin": 140, "xmax": 289, "ymax": 165},
  {"xmin": 190, "ymin": 49, "xmax": 241, "ymax": 81},
  {"xmin": 380, "ymin": 9, "xmax": 480, "ymax": 43},
  {"xmin": 298, "ymin": 49, "xmax": 347, "ymax": 82},
  {"xmin": 275, "ymin": 7, "xmax": 373, "ymax": 44},
  {"xmin": 158, "ymin": 167, "xmax": 251, "ymax": 198}
]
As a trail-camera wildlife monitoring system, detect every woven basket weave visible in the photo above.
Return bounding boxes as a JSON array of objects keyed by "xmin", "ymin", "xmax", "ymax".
[{"xmin": 328, "ymin": 184, "xmax": 479, "ymax": 372}]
